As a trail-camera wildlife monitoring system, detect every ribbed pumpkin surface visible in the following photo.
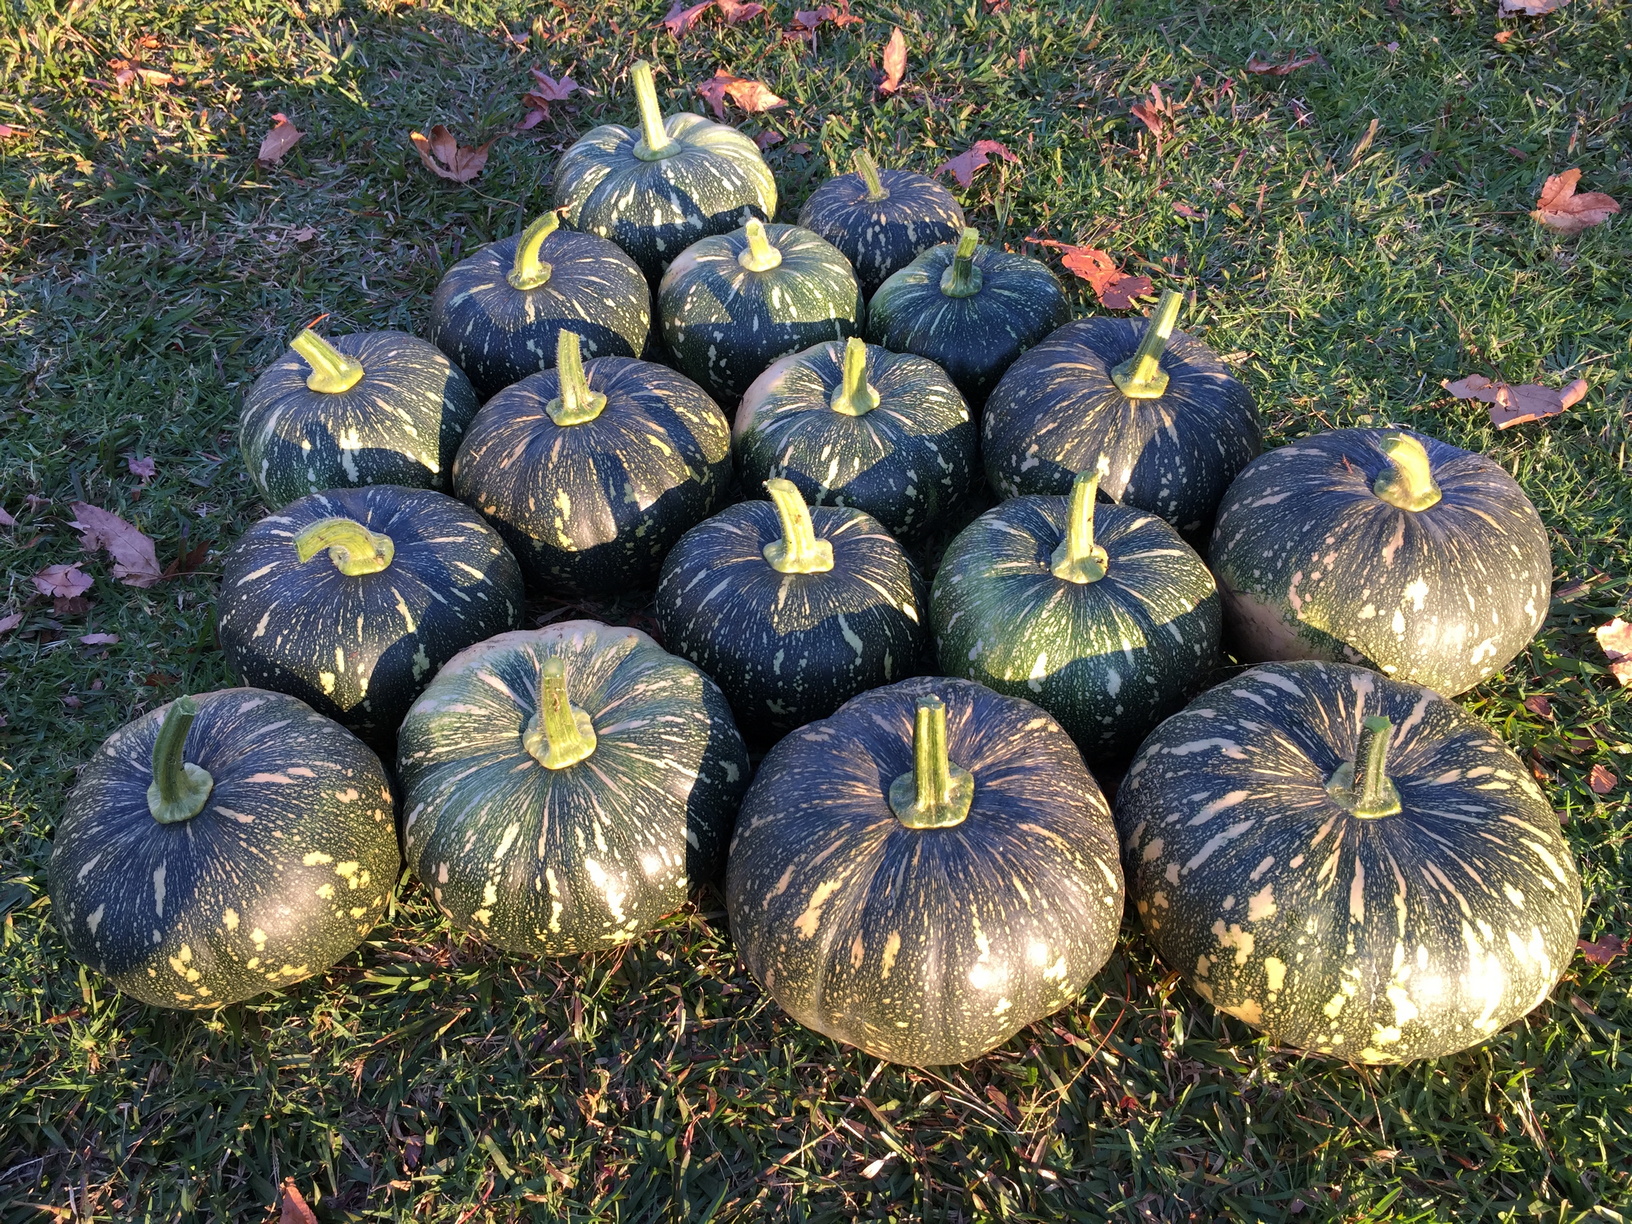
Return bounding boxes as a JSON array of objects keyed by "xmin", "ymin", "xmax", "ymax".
[
  {"xmin": 398, "ymin": 621, "xmax": 750, "ymax": 955},
  {"xmin": 726, "ymin": 676, "xmax": 1124, "ymax": 1067},
  {"xmin": 49, "ymin": 689, "xmax": 398, "ymax": 1009},
  {"xmin": 1117, "ymin": 661, "xmax": 1582, "ymax": 1063},
  {"xmin": 796, "ymin": 167, "xmax": 965, "ymax": 297}
]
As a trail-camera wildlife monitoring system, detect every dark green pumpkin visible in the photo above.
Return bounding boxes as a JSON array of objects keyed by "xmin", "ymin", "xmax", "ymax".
[
  {"xmin": 653, "ymin": 478, "xmax": 928, "ymax": 743},
  {"xmin": 451, "ymin": 330, "xmax": 732, "ymax": 596},
  {"xmin": 931, "ymin": 470, "xmax": 1220, "ymax": 765},
  {"xmin": 733, "ymin": 337, "xmax": 975, "ymax": 543},
  {"xmin": 554, "ymin": 60, "xmax": 776, "ymax": 282},
  {"xmin": 865, "ymin": 227, "xmax": 1070, "ymax": 406},
  {"xmin": 49, "ymin": 690, "xmax": 398, "ymax": 1010},
  {"xmin": 239, "ymin": 328, "xmax": 479, "ymax": 506},
  {"xmin": 796, "ymin": 149, "xmax": 966, "ymax": 297},
  {"xmin": 1209, "ymin": 428, "xmax": 1552, "ymax": 696},
  {"xmin": 726, "ymin": 676, "xmax": 1124, "ymax": 1067},
  {"xmin": 659, "ymin": 220, "xmax": 863, "ymax": 405},
  {"xmin": 1117, "ymin": 660, "xmax": 1583, "ymax": 1063},
  {"xmin": 398, "ymin": 620, "xmax": 749, "ymax": 955},
  {"xmin": 983, "ymin": 289, "xmax": 1260, "ymax": 536},
  {"xmin": 218, "ymin": 485, "xmax": 524, "ymax": 749},
  {"xmin": 428, "ymin": 212, "xmax": 650, "ymax": 400}
]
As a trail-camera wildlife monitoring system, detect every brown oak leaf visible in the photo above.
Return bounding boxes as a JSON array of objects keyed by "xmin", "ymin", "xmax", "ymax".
[
  {"xmin": 663, "ymin": 0, "xmax": 716, "ymax": 35},
  {"xmin": 695, "ymin": 70, "xmax": 785, "ymax": 120},
  {"xmin": 280, "ymin": 1180, "xmax": 319, "ymax": 1224},
  {"xmin": 1443, "ymin": 374, "xmax": 1588, "ymax": 428},
  {"xmin": 1130, "ymin": 84, "xmax": 1181, "ymax": 147},
  {"xmin": 754, "ymin": 130, "xmax": 784, "ymax": 150},
  {"xmin": 257, "ymin": 114, "xmax": 303, "ymax": 164},
  {"xmin": 1595, "ymin": 618, "xmax": 1632, "ymax": 687},
  {"xmin": 717, "ymin": 0, "xmax": 768, "ymax": 21},
  {"xmin": 519, "ymin": 69, "xmax": 580, "ymax": 128},
  {"xmin": 880, "ymin": 27, "xmax": 907, "ymax": 95},
  {"xmin": 1588, "ymin": 764, "xmax": 1618, "ymax": 795},
  {"xmin": 1531, "ymin": 169, "xmax": 1620, "ymax": 234},
  {"xmin": 1245, "ymin": 51, "xmax": 1322, "ymax": 75},
  {"xmin": 410, "ymin": 125, "xmax": 494, "ymax": 183},
  {"xmin": 70, "ymin": 502, "xmax": 163, "ymax": 588},
  {"xmin": 1524, "ymin": 694, "xmax": 1554, "ymax": 719},
  {"xmin": 934, "ymin": 139, "xmax": 1017, "ymax": 187},
  {"xmin": 792, "ymin": 2, "xmax": 862, "ymax": 32},
  {"xmin": 0, "ymin": 611, "xmax": 23, "ymax": 634},
  {"xmin": 33, "ymin": 563, "xmax": 93, "ymax": 600},
  {"xmin": 1578, "ymin": 933, "xmax": 1625, "ymax": 966},
  {"xmin": 127, "ymin": 455, "xmax": 156, "ymax": 479}
]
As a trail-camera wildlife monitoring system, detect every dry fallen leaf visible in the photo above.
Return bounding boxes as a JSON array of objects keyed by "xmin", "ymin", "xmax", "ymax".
[
  {"xmin": 0, "ymin": 506, "xmax": 15, "ymax": 527},
  {"xmin": 289, "ymin": 226, "xmax": 317, "ymax": 242},
  {"xmin": 1531, "ymin": 168, "xmax": 1620, "ymax": 234},
  {"xmin": 79, "ymin": 633, "xmax": 120, "ymax": 646},
  {"xmin": 411, "ymin": 125, "xmax": 494, "ymax": 184},
  {"xmin": 1578, "ymin": 933, "xmax": 1625, "ymax": 966},
  {"xmin": 880, "ymin": 27, "xmax": 907, "ymax": 95},
  {"xmin": 754, "ymin": 130, "xmax": 784, "ymax": 150},
  {"xmin": 280, "ymin": 1179, "xmax": 319, "ymax": 1224},
  {"xmin": 933, "ymin": 139, "xmax": 1017, "ymax": 187},
  {"xmin": 1524, "ymin": 694, "xmax": 1555, "ymax": 719},
  {"xmin": 519, "ymin": 69, "xmax": 581, "ymax": 129},
  {"xmin": 695, "ymin": 70, "xmax": 786, "ymax": 120},
  {"xmin": 110, "ymin": 59, "xmax": 174, "ymax": 88},
  {"xmin": 70, "ymin": 502, "xmax": 163, "ymax": 588},
  {"xmin": 1245, "ymin": 51, "xmax": 1322, "ymax": 75},
  {"xmin": 34, "ymin": 564, "xmax": 93, "ymax": 600},
  {"xmin": 1499, "ymin": 0, "xmax": 1572, "ymax": 13},
  {"xmin": 792, "ymin": 3, "xmax": 863, "ymax": 32},
  {"xmin": 717, "ymin": 0, "xmax": 768, "ymax": 21},
  {"xmin": 0, "ymin": 124, "xmax": 24, "ymax": 139},
  {"xmin": 1130, "ymin": 84, "xmax": 1181, "ymax": 148},
  {"xmin": 1595, "ymin": 618, "xmax": 1632, "ymax": 687},
  {"xmin": 0, "ymin": 612, "xmax": 24, "ymax": 634},
  {"xmin": 127, "ymin": 455, "xmax": 156, "ymax": 479},
  {"xmin": 1588, "ymin": 764, "xmax": 1618, "ymax": 795},
  {"xmin": 1443, "ymin": 374, "xmax": 1588, "ymax": 428},
  {"xmin": 1494, "ymin": 29, "xmax": 1516, "ymax": 42},
  {"xmin": 663, "ymin": 0, "xmax": 716, "ymax": 36},
  {"xmin": 258, "ymin": 114, "xmax": 303, "ymax": 165},
  {"xmin": 1172, "ymin": 201, "xmax": 1207, "ymax": 220},
  {"xmin": 1025, "ymin": 239, "xmax": 1152, "ymax": 308}
]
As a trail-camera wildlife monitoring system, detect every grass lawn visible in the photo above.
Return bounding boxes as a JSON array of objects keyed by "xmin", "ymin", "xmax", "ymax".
[{"xmin": 2, "ymin": 0, "xmax": 1630, "ymax": 1218}]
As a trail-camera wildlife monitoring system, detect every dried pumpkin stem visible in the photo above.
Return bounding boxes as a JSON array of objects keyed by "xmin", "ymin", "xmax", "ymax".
[
  {"xmin": 889, "ymin": 695, "xmax": 974, "ymax": 829},
  {"xmin": 1328, "ymin": 715, "xmax": 1403, "ymax": 818},
  {"xmin": 524, "ymin": 657, "xmax": 597, "ymax": 769},
  {"xmin": 737, "ymin": 219, "xmax": 784, "ymax": 272},
  {"xmin": 290, "ymin": 329, "xmax": 365, "ymax": 394},
  {"xmin": 938, "ymin": 227, "xmax": 983, "ymax": 298},
  {"xmin": 1050, "ymin": 469, "xmax": 1110, "ymax": 584},
  {"xmin": 546, "ymin": 330, "xmax": 608, "ymax": 426},
  {"xmin": 1111, "ymin": 287, "xmax": 1182, "ymax": 399},
  {"xmin": 829, "ymin": 337, "xmax": 880, "ymax": 417},
  {"xmin": 508, "ymin": 212, "xmax": 560, "ymax": 290},
  {"xmin": 147, "ymin": 697, "xmax": 214, "ymax": 825},
  {"xmin": 293, "ymin": 517, "xmax": 395, "ymax": 576},
  {"xmin": 1373, "ymin": 432, "xmax": 1443, "ymax": 512},
  {"xmin": 761, "ymin": 478, "xmax": 834, "ymax": 574},
  {"xmin": 631, "ymin": 61, "xmax": 678, "ymax": 161},
  {"xmin": 852, "ymin": 148, "xmax": 887, "ymax": 201}
]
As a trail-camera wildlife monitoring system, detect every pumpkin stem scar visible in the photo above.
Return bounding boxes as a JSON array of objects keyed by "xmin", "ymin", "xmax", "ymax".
[
  {"xmin": 289, "ymin": 329, "xmax": 364, "ymax": 394},
  {"xmin": 852, "ymin": 148, "xmax": 888, "ymax": 202},
  {"xmin": 737, "ymin": 219, "xmax": 784, "ymax": 272},
  {"xmin": 1372, "ymin": 432, "xmax": 1443, "ymax": 512},
  {"xmin": 147, "ymin": 696, "xmax": 214, "ymax": 824},
  {"xmin": 523, "ymin": 657, "xmax": 598, "ymax": 769},
  {"xmin": 630, "ymin": 60, "xmax": 679, "ymax": 161},
  {"xmin": 545, "ymin": 330, "xmax": 609, "ymax": 426},
  {"xmin": 1327, "ymin": 714, "xmax": 1403, "ymax": 818},
  {"xmin": 1110, "ymin": 286, "xmax": 1182, "ymax": 399},
  {"xmin": 829, "ymin": 337, "xmax": 881, "ymax": 417},
  {"xmin": 1051, "ymin": 468, "xmax": 1111, "ymax": 584},
  {"xmin": 293, "ymin": 516, "xmax": 396, "ymax": 576},
  {"xmin": 507, "ymin": 212, "xmax": 560, "ymax": 290},
  {"xmin": 938, "ymin": 227, "xmax": 984, "ymax": 298},
  {"xmin": 889, "ymin": 695, "xmax": 974, "ymax": 829},
  {"xmin": 761, "ymin": 477, "xmax": 835, "ymax": 573}
]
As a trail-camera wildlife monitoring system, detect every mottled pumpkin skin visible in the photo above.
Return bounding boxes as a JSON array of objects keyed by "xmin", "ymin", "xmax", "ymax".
[
  {"xmin": 452, "ymin": 357, "xmax": 732, "ymax": 596},
  {"xmin": 983, "ymin": 318, "xmax": 1260, "ymax": 535},
  {"xmin": 555, "ymin": 112, "xmax": 777, "ymax": 282},
  {"xmin": 733, "ymin": 341, "xmax": 975, "ymax": 543},
  {"xmin": 239, "ymin": 331, "xmax": 480, "ymax": 506},
  {"xmin": 428, "ymin": 228, "xmax": 651, "ymax": 400},
  {"xmin": 1208, "ymin": 428, "xmax": 1552, "ymax": 696},
  {"xmin": 398, "ymin": 621, "xmax": 750, "ymax": 956},
  {"xmin": 49, "ymin": 689, "xmax": 399, "ymax": 1010},
  {"xmin": 1117, "ymin": 662, "xmax": 1582, "ymax": 1063},
  {"xmin": 931, "ymin": 497, "xmax": 1221, "ymax": 765},
  {"xmin": 219, "ymin": 486, "xmax": 523, "ymax": 749},
  {"xmin": 653, "ymin": 499, "xmax": 928, "ymax": 742},
  {"xmin": 796, "ymin": 168, "xmax": 966, "ymax": 297},
  {"xmin": 727, "ymin": 676, "xmax": 1125, "ymax": 1067}
]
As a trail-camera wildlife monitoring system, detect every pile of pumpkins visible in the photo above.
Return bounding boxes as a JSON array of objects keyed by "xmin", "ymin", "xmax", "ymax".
[{"xmin": 49, "ymin": 62, "xmax": 1582, "ymax": 1069}]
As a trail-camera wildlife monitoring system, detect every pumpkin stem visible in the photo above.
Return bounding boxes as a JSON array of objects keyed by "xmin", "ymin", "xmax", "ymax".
[
  {"xmin": 1372, "ymin": 432, "xmax": 1443, "ymax": 512},
  {"xmin": 737, "ymin": 219, "xmax": 784, "ymax": 272},
  {"xmin": 829, "ymin": 337, "xmax": 881, "ymax": 417},
  {"xmin": 1110, "ymin": 287, "xmax": 1182, "ymax": 400},
  {"xmin": 545, "ymin": 330, "xmax": 608, "ymax": 427},
  {"xmin": 852, "ymin": 148, "xmax": 887, "ymax": 201},
  {"xmin": 524, "ymin": 657, "xmax": 597, "ymax": 769},
  {"xmin": 630, "ymin": 60, "xmax": 678, "ymax": 161},
  {"xmin": 293, "ymin": 516, "xmax": 395, "ymax": 576},
  {"xmin": 289, "ymin": 329, "xmax": 365, "ymax": 395},
  {"xmin": 938, "ymin": 227, "xmax": 984, "ymax": 298},
  {"xmin": 147, "ymin": 696, "xmax": 214, "ymax": 825},
  {"xmin": 1327, "ymin": 715, "xmax": 1403, "ymax": 818},
  {"xmin": 507, "ymin": 212, "xmax": 560, "ymax": 291},
  {"xmin": 761, "ymin": 477, "xmax": 834, "ymax": 574},
  {"xmin": 1050, "ymin": 468, "xmax": 1110, "ymax": 584},
  {"xmin": 889, "ymin": 695, "xmax": 975, "ymax": 829}
]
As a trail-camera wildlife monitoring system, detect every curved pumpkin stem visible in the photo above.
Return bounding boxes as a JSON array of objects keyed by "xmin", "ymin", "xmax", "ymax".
[
  {"xmin": 546, "ymin": 330, "xmax": 608, "ymax": 427},
  {"xmin": 1327, "ymin": 714, "xmax": 1403, "ymax": 818},
  {"xmin": 889, "ymin": 695, "xmax": 974, "ymax": 829},
  {"xmin": 524, "ymin": 656, "xmax": 597, "ymax": 769},
  {"xmin": 294, "ymin": 516, "xmax": 396, "ymax": 576},
  {"xmin": 737, "ymin": 219, "xmax": 784, "ymax": 272},
  {"xmin": 1373, "ymin": 433, "xmax": 1443, "ymax": 512},
  {"xmin": 851, "ymin": 148, "xmax": 888, "ymax": 202},
  {"xmin": 761, "ymin": 478, "xmax": 834, "ymax": 574},
  {"xmin": 290, "ymin": 329, "xmax": 365, "ymax": 394},
  {"xmin": 147, "ymin": 696, "xmax": 214, "ymax": 825},
  {"xmin": 1110, "ymin": 287, "xmax": 1182, "ymax": 400},
  {"xmin": 1050, "ymin": 468, "xmax": 1110, "ymax": 584},
  {"xmin": 508, "ymin": 212, "xmax": 560, "ymax": 291},
  {"xmin": 828, "ymin": 337, "xmax": 880, "ymax": 417},
  {"xmin": 630, "ymin": 60, "xmax": 678, "ymax": 161},
  {"xmin": 938, "ymin": 227, "xmax": 983, "ymax": 299}
]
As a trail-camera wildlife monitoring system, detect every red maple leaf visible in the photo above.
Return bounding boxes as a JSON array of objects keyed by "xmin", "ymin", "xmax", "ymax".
[{"xmin": 933, "ymin": 139, "xmax": 1017, "ymax": 187}]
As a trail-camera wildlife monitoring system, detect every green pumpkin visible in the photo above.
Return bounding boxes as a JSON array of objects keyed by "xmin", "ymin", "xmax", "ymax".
[
  {"xmin": 796, "ymin": 149, "xmax": 966, "ymax": 298},
  {"xmin": 428, "ymin": 212, "xmax": 650, "ymax": 400},
  {"xmin": 659, "ymin": 219, "xmax": 864, "ymax": 405},
  {"xmin": 726, "ymin": 676, "xmax": 1125, "ymax": 1067},
  {"xmin": 931, "ymin": 469, "xmax": 1220, "ymax": 765},
  {"xmin": 1209, "ymin": 428, "xmax": 1552, "ymax": 696},
  {"xmin": 554, "ymin": 60, "xmax": 776, "ymax": 282},
  {"xmin": 865, "ymin": 227, "xmax": 1070, "ymax": 406},
  {"xmin": 218, "ymin": 485, "xmax": 524, "ymax": 750},
  {"xmin": 733, "ymin": 337, "xmax": 975, "ymax": 543},
  {"xmin": 239, "ymin": 328, "xmax": 479, "ymax": 506},
  {"xmin": 49, "ymin": 690, "xmax": 398, "ymax": 1010},
  {"xmin": 398, "ymin": 620, "xmax": 750, "ymax": 955},
  {"xmin": 653, "ymin": 478, "xmax": 928, "ymax": 743},
  {"xmin": 452, "ymin": 329, "xmax": 732, "ymax": 596},
  {"xmin": 983, "ymin": 289, "xmax": 1260, "ymax": 536},
  {"xmin": 1117, "ymin": 661, "xmax": 1583, "ymax": 1063}
]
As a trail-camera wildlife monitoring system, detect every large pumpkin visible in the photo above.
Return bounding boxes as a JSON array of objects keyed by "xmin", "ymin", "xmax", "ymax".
[
  {"xmin": 239, "ymin": 328, "xmax": 479, "ymax": 506},
  {"xmin": 398, "ymin": 621, "xmax": 750, "ymax": 955},
  {"xmin": 1116, "ymin": 661, "xmax": 1583, "ymax": 1063},
  {"xmin": 726, "ymin": 676, "xmax": 1125, "ymax": 1067},
  {"xmin": 1208, "ymin": 427, "xmax": 1552, "ymax": 695},
  {"xmin": 49, "ymin": 690, "xmax": 398, "ymax": 1009}
]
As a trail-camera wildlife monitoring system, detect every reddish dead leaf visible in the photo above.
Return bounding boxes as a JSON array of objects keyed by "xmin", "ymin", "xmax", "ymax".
[
  {"xmin": 1595, "ymin": 618, "xmax": 1632, "ymax": 687},
  {"xmin": 0, "ymin": 124, "xmax": 25, "ymax": 139},
  {"xmin": 754, "ymin": 130, "xmax": 784, "ymax": 150},
  {"xmin": 0, "ymin": 506, "xmax": 15, "ymax": 527},
  {"xmin": 70, "ymin": 502, "xmax": 163, "ymax": 588},
  {"xmin": 1588, "ymin": 764, "xmax": 1618, "ymax": 795},
  {"xmin": 787, "ymin": 142, "xmax": 811, "ymax": 155},
  {"xmin": 695, "ymin": 70, "xmax": 786, "ymax": 120},
  {"xmin": 1531, "ymin": 168, "xmax": 1620, "ymax": 234},
  {"xmin": 280, "ymin": 1179, "xmax": 319, "ymax": 1224},
  {"xmin": 127, "ymin": 455, "xmax": 156, "ymax": 479},
  {"xmin": 258, "ymin": 114, "xmax": 303, "ymax": 164},
  {"xmin": 1130, "ymin": 84, "xmax": 1181, "ymax": 148},
  {"xmin": 79, "ymin": 633, "xmax": 120, "ymax": 646},
  {"xmin": 161, "ymin": 538, "xmax": 212, "ymax": 580},
  {"xmin": 411, "ymin": 125, "xmax": 494, "ymax": 184},
  {"xmin": 1524, "ymin": 694, "xmax": 1554, "ymax": 720},
  {"xmin": 63, "ymin": 695, "xmax": 82, "ymax": 709},
  {"xmin": 717, "ymin": 0, "xmax": 767, "ymax": 21},
  {"xmin": 1173, "ymin": 201, "xmax": 1207, "ymax": 220},
  {"xmin": 1494, "ymin": 29, "xmax": 1516, "ymax": 43},
  {"xmin": 144, "ymin": 670, "xmax": 180, "ymax": 688},
  {"xmin": 1245, "ymin": 51, "xmax": 1322, "ymax": 76},
  {"xmin": 879, "ymin": 27, "xmax": 907, "ymax": 95},
  {"xmin": 1578, "ymin": 933, "xmax": 1625, "ymax": 966},
  {"xmin": 792, "ymin": 3, "xmax": 862, "ymax": 31},
  {"xmin": 289, "ymin": 226, "xmax": 317, "ymax": 242},
  {"xmin": 1499, "ymin": 0, "xmax": 1572, "ymax": 13},
  {"xmin": 520, "ymin": 69, "xmax": 581, "ymax": 128},
  {"xmin": 663, "ymin": 0, "xmax": 716, "ymax": 36},
  {"xmin": 1024, "ymin": 238, "xmax": 1152, "ymax": 308},
  {"xmin": 1443, "ymin": 374, "xmax": 1588, "ymax": 428},
  {"xmin": 933, "ymin": 139, "xmax": 1017, "ymax": 187},
  {"xmin": 33, "ymin": 563, "xmax": 92, "ymax": 600},
  {"xmin": 0, "ymin": 612, "xmax": 23, "ymax": 634},
  {"xmin": 109, "ymin": 59, "xmax": 174, "ymax": 88}
]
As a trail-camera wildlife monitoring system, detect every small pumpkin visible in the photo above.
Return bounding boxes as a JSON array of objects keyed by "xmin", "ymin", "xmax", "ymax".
[
  {"xmin": 733, "ymin": 336, "xmax": 975, "ymax": 543},
  {"xmin": 726, "ymin": 676, "xmax": 1125, "ymax": 1067},
  {"xmin": 554, "ymin": 60, "xmax": 777, "ymax": 282},
  {"xmin": 1208, "ymin": 428, "xmax": 1552, "ymax": 695},
  {"xmin": 452, "ymin": 329, "xmax": 732, "ymax": 596},
  {"xmin": 398, "ymin": 620, "xmax": 749, "ymax": 956},
  {"xmin": 865, "ymin": 227, "xmax": 1070, "ymax": 406},
  {"xmin": 49, "ymin": 690, "xmax": 399, "ymax": 1009},
  {"xmin": 653, "ymin": 478, "xmax": 928, "ymax": 742},
  {"xmin": 218, "ymin": 485, "xmax": 524, "ymax": 749},
  {"xmin": 983, "ymin": 288, "xmax": 1261, "ymax": 536},
  {"xmin": 932, "ymin": 468, "xmax": 1221, "ymax": 764},
  {"xmin": 428, "ymin": 211, "xmax": 651, "ymax": 400},
  {"xmin": 796, "ymin": 149, "xmax": 966, "ymax": 297},
  {"xmin": 1117, "ymin": 660, "xmax": 1583, "ymax": 1063},
  {"xmin": 659, "ymin": 219, "xmax": 864, "ymax": 405},
  {"xmin": 239, "ymin": 328, "xmax": 480, "ymax": 506}
]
